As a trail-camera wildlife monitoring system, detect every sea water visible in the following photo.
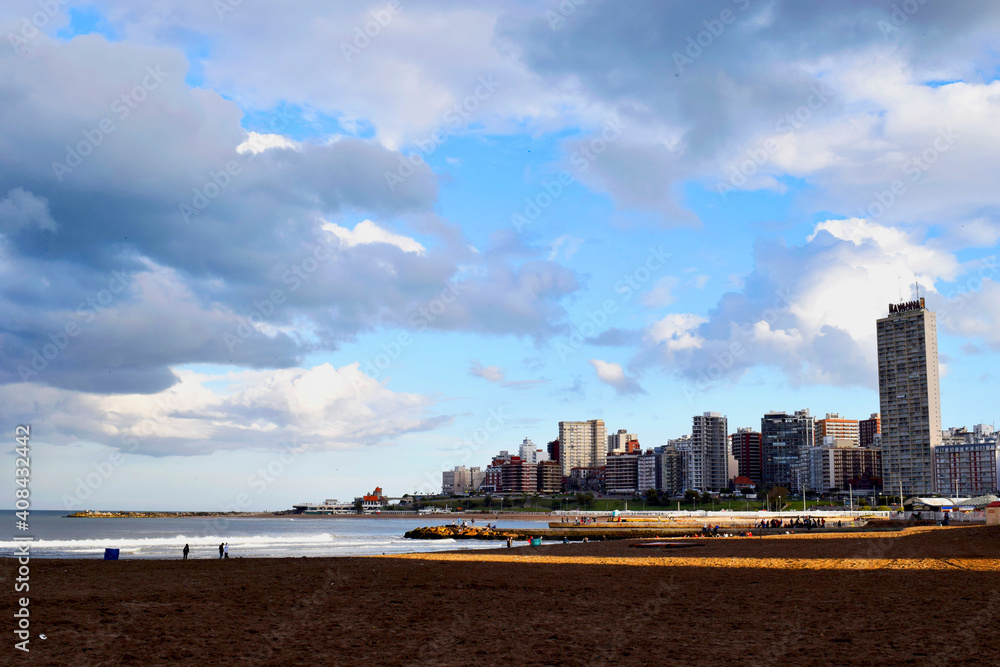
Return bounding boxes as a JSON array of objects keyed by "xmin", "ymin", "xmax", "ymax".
[{"xmin": 1, "ymin": 511, "xmax": 550, "ymax": 559}]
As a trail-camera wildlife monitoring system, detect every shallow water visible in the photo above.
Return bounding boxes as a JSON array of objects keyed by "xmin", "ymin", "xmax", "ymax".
[{"xmin": 1, "ymin": 510, "xmax": 550, "ymax": 559}]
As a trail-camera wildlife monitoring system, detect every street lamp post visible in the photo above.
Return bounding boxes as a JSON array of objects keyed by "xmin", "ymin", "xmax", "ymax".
[{"xmin": 849, "ymin": 484, "xmax": 853, "ymax": 512}]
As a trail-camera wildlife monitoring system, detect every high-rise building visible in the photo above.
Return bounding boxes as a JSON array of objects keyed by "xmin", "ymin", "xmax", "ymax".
[
  {"xmin": 558, "ymin": 420, "xmax": 607, "ymax": 477},
  {"xmin": 547, "ymin": 439, "xmax": 560, "ymax": 463},
  {"xmin": 816, "ymin": 414, "xmax": 859, "ymax": 446},
  {"xmin": 637, "ymin": 450, "xmax": 659, "ymax": 493},
  {"xmin": 859, "ymin": 413, "xmax": 881, "ymax": 448},
  {"xmin": 761, "ymin": 409, "xmax": 815, "ymax": 491},
  {"xmin": 536, "ymin": 461, "xmax": 563, "ymax": 494},
  {"xmin": 690, "ymin": 412, "xmax": 729, "ymax": 491},
  {"xmin": 518, "ymin": 437, "xmax": 548, "ymax": 464},
  {"xmin": 934, "ymin": 427, "xmax": 1000, "ymax": 496},
  {"xmin": 876, "ymin": 297, "xmax": 942, "ymax": 495},
  {"xmin": 657, "ymin": 445, "xmax": 684, "ymax": 496},
  {"xmin": 608, "ymin": 429, "xmax": 638, "ymax": 455},
  {"xmin": 731, "ymin": 428, "xmax": 763, "ymax": 485},
  {"xmin": 668, "ymin": 435, "xmax": 692, "ymax": 490},
  {"xmin": 500, "ymin": 456, "xmax": 536, "ymax": 494},
  {"xmin": 807, "ymin": 438, "xmax": 882, "ymax": 492},
  {"xmin": 605, "ymin": 452, "xmax": 639, "ymax": 494}
]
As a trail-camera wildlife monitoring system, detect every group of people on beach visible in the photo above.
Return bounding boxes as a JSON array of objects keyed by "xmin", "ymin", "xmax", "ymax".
[
  {"xmin": 180, "ymin": 542, "xmax": 230, "ymax": 559},
  {"xmin": 753, "ymin": 517, "xmax": 827, "ymax": 530}
]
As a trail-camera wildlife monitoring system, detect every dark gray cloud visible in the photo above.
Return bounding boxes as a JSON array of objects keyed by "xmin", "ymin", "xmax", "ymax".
[{"xmin": 0, "ymin": 32, "xmax": 580, "ymax": 393}]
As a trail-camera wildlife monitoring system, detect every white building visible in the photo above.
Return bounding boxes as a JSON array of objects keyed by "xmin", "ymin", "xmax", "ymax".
[
  {"xmin": 518, "ymin": 437, "xmax": 549, "ymax": 464},
  {"xmin": 608, "ymin": 429, "xmax": 638, "ymax": 454},
  {"xmin": 558, "ymin": 420, "xmax": 607, "ymax": 478}
]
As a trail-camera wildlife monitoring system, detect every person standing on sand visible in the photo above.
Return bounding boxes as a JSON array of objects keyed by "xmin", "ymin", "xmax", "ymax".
[
  {"xmin": 183, "ymin": 544, "xmax": 189, "ymax": 560},
  {"xmin": 219, "ymin": 543, "xmax": 224, "ymax": 559},
  {"xmin": 224, "ymin": 543, "xmax": 230, "ymax": 559}
]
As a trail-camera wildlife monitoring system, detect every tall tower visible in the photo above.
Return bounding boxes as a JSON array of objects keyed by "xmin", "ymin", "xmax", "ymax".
[
  {"xmin": 690, "ymin": 412, "xmax": 729, "ymax": 491},
  {"xmin": 876, "ymin": 297, "xmax": 942, "ymax": 495},
  {"xmin": 557, "ymin": 420, "xmax": 607, "ymax": 477}
]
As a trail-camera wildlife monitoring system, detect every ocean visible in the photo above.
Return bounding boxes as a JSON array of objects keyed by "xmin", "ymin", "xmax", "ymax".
[{"xmin": 1, "ymin": 510, "xmax": 550, "ymax": 559}]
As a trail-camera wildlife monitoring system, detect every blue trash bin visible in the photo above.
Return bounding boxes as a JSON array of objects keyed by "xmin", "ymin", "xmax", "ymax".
[{"xmin": 104, "ymin": 548, "xmax": 120, "ymax": 560}]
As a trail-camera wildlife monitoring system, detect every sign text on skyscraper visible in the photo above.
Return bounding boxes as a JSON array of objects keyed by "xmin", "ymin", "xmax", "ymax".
[{"xmin": 888, "ymin": 298, "xmax": 925, "ymax": 315}]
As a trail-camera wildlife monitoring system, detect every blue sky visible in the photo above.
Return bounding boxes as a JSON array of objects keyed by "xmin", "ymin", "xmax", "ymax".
[{"xmin": 2, "ymin": 1, "xmax": 999, "ymax": 510}]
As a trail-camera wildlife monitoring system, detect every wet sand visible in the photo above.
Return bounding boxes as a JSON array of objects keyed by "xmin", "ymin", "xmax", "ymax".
[{"xmin": 4, "ymin": 525, "xmax": 999, "ymax": 666}]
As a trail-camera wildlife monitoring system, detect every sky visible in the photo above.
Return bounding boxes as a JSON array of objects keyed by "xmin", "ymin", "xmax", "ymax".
[{"xmin": 2, "ymin": 0, "xmax": 999, "ymax": 511}]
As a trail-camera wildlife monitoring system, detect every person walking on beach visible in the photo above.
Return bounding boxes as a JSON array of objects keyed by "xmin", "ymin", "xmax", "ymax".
[
  {"xmin": 224, "ymin": 543, "xmax": 230, "ymax": 559},
  {"xmin": 219, "ymin": 543, "xmax": 224, "ymax": 559},
  {"xmin": 183, "ymin": 544, "xmax": 189, "ymax": 560}
]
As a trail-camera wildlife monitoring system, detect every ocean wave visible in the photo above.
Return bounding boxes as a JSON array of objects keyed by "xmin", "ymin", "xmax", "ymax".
[{"xmin": 0, "ymin": 533, "xmax": 338, "ymax": 550}]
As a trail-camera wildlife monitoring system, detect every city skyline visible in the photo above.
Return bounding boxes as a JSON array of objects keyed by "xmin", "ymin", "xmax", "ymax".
[{"xmin": 3, "ymin": 2, "xmax": 1000, "ymax": 510}]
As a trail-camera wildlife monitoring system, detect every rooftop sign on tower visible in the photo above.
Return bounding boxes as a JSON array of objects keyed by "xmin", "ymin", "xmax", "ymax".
[{"xmin": 888, "ymin": 297, "xmax": 925, "ymax": 315}]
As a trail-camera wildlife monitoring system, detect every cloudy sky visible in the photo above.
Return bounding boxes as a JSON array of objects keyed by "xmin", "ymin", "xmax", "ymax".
[{"xmin": 3, "ymin": 0, "xmax": 999, "ymax": 510}]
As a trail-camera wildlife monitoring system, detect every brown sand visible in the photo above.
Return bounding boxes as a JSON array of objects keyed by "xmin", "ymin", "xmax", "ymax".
[{"xmin": 4, "ymin": 525, "xmax": 999, "ymax": 666}]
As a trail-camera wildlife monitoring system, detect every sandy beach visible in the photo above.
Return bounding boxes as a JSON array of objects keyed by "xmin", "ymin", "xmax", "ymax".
[{"xmin": 5, "ymin": 525, "xmax": 999, "ymax": 666}]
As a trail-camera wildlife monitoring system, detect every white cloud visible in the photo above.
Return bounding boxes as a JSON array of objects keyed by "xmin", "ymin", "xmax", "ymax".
[
  {"xmin": 0, "ymin": 188, "xmax": 57, "ymax": 233},
  {"xmin": 322, "ymin": 219, "xmax": 425, "ymax": 254},
  {"xmin": 0, "ymin": 363, "xmax": 445, "ymax": 456},
  {"xmin": 589, "ymin": 358, "xmax": 643, "ymax": 395},
  {"xmin": 647, "ymin": 313, "xmax": 707, "ymax": 352},
  {"xmin": 236, "ymin": 131, "xmax": 301, "ymax": 155},
  {"xmin": 639, "ymin": 218, "xmax": 999, "ymax": 388}
]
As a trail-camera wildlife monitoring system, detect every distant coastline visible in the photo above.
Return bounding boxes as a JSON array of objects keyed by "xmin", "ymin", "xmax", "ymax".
[{"xmin": 63, "ymin": 510, "xmax": 554, "ymax": 519}]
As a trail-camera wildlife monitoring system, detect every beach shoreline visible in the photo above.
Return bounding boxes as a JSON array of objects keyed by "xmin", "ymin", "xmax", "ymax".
[{"xmin": 6, "ymin": 525, "xmax": 999, "ymax": 665}]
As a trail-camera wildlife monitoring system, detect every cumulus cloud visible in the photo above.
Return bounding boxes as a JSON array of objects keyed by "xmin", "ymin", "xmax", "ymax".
[
  {"xmin": 0, "ymin": 188, "xmax": 58, "ymax": 233},
  {"xmin": 323, "ymin": 219, "xmax": 426, "ymax": 254},
  {"xmin": 236, "ymin": 131, "xmax": 301, "ymax": 155},
  {"xmin": 589, "ymin": 358, "xmax": 644, "ymax": 395},
  {"xmin": 0, "ymin": 363, "xmax": 446, "ymax": 456},
  {"xmin": 638, "ymin": 218, "xmax": 997, "ymax": 388},
  {"xmin": 0, "ymin": 32, "xmax": 581, "ymax": 395}
]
